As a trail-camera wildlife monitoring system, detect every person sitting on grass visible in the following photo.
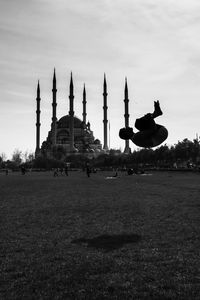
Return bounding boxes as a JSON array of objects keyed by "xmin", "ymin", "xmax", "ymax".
[{"xmin": 119, "ymin": 100, "xmax": 168, "ymax": 148}]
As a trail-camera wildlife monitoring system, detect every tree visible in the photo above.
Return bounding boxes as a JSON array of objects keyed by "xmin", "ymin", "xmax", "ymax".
[
  {"xmin": 22, "ymin": 150, "xmax": 34, "ymax": 163},
  {"xmin": 12, "ymin": 149, "xmax": 22, "ymax": 166},
  {"xmin": 0, "ymin": 152, "xmax": 7, "ymax": 162}
]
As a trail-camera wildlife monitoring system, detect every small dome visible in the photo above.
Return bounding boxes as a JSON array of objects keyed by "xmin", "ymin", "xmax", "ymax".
[
  {"xmin": 94, "ymin": 139, "xmax": 100, "ymax": 144},
  {"xmin": 57, "ymin": 115, "xmax": 83, "ymax": 129}
]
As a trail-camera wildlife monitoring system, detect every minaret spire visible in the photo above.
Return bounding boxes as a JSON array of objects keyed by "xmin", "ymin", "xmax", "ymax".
[
  {"xmin": 51, "ymin": 68, "xmax": 57, "ymax": 145},
  {"xmin": 37, "ymin": 80, "xmax": 40, "ymax": 94},
  {"xmin": 35, "ymin": 80, "xmax": 41, "ymax": 157},
  {"xmin": 82, "ymin": 83, "xmax": 87, "ymax": 124},
  {"xmin": 69, "ymin": 72, "xmax": 75, "ymax": 152},
  {"xmin": 103, "ymin": 73, "xmax": 108, "ymax": 151},
  {"xmin": 125, "ymin": 77, "xmax": 128, "ymax": 100},
  {"xmin": 53, "ymin": 67, "xmax": 56, "ymax": 82},
  {"xmin": 124, "ymin": 77, "xmax": 131, "ymax": 154}
]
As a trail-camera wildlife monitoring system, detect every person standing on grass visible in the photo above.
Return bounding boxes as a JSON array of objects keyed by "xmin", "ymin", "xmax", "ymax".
[
  {"xmin": 86, "ymin": 164, "xmax": 91, "ymax": 177},
  {"xmin": 65, "ymin": 165, "xmax": 69, "ymax": 176},
  {"xmin": 53, "ymin": 168, "xmax": 59, "ymax": 177},
  {"xmin": 21, "ymin": 166, "xmax": 26, "ymax": 175},
  {"xmin": 60, "ymin": 167, "xmax": 64, "ymax": 176}
]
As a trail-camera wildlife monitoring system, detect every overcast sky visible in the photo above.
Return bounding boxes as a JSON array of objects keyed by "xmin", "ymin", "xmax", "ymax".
[{"xmin": 1, "ymin": 0, "xmax": 200, "ymax": 158}]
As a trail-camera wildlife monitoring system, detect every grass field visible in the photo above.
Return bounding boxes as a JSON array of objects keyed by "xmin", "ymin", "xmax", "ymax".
[{"xmin": 1, "ymin": 170, "xmax": 200, "ymax": 299}]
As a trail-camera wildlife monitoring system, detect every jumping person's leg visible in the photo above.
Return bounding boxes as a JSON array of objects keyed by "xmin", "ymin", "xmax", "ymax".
[
  {"xmin": 135, "ymin": 101, "xmax": 162, "ymax": 131},
  {"xmin": 152, "ymin": 100, "xmax": 163, "ymax": 118}
]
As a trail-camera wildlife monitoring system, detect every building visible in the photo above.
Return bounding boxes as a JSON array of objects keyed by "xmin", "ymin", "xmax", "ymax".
[{"xmin": 35, "ymin": 70, "xmax": 109, "ymax": 158}]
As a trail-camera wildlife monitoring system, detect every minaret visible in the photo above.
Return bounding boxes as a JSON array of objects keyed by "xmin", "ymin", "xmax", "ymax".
[
  {"xmin": 35, "ymin": 80, "xmax": 41, "ymax": 156},
  {"xmin": 124, "ymin": 77, "xmax": 131, "ymax": 154},
  {"xmin": 69, "ymin": 72, "xmax": 75, "ymax": 152},
  {"xmin": 82, "ymin": 83, "xmax": 87, "ymax": 124},
  {"xmin": 103, "ymin": 73, "xmax": 108, "ymax": 150},
  {"xmin": 51, "ymin": 68, "xmax": 57, "ymax": 145}
]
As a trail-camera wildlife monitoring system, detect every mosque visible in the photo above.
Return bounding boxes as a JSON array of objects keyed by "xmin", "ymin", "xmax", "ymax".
[{"xmin": 35, "ymin": 70, "xmax": 112, "ymax": 158}]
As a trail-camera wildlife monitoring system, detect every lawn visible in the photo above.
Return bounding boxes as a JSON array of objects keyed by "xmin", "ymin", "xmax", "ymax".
[{"xmin": 1, "ymin": 170, "xmax": 200, "ymax": 299}]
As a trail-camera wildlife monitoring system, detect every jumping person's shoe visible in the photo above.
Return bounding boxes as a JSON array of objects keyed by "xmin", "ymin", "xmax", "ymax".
[
  {"xmin": 119, "ymin": 127, "xmax": 134, "ymax": 140},
  {"xmin": 153, "ymin": 100, "xmax": 163, "ymax": 117}
]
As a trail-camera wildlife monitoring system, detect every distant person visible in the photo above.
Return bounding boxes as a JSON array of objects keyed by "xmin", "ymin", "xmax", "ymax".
[
  {"xmin": 53, "ymin": 168, "xmax": 59, "ymax": 177},
  {"xmin": 113, "ymin": 169, "xmax": 118, "ymax": 177},
  {"xmin": 21, "ymin": 166, "xmax": 26, "ymax": 175},
  {"xmin": 60, "ymin": 168, "xmax": 64, "ymax": 176},
  {"xmin": 64, "ymin": 165, "xmax": 69, "ymax": 176},
  {"xmin": 5, "ymin": 169, "xmax": 8, "ymax": 175},
  {"xmin": 86, "ymin": 165, "xmax": 91, "ymax": 177},
  {"xmin": 127, "ymin": 168, "xmax": 134, "ymax": 175},
  {"xmin": 119, "ymin": 101, "xmax": 168, "ymax": 148}
]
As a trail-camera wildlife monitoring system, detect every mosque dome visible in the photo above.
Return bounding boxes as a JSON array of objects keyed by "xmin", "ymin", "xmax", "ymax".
[
  {"xmin": 57, "ymin": 115, "xmax": 83, "ymax": 129},
  {"xmin": 94, "ymin": 139, "xmax": 101, "ymax": 144}
]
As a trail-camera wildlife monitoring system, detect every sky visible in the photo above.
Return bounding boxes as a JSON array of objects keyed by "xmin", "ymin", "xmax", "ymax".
[{"xmin": 1, "ymin": 0, "xmax": 200, "ymax": 159}]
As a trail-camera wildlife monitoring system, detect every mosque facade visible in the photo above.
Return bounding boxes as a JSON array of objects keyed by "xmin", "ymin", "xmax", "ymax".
[{"xmin": 35, "ymin": 70, "xmax": 109, "ymax": 158}]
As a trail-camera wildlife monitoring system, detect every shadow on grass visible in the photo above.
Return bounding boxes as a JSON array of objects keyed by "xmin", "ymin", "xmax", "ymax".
[{"xmin": 72, "ymin": 233, "xmax": 141, "ymax": 252}]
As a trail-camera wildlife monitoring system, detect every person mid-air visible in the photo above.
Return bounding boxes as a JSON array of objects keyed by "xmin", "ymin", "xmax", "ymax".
[{"xmin": 119, "ymin": 101, "xmax": 168, "ymax": 148}]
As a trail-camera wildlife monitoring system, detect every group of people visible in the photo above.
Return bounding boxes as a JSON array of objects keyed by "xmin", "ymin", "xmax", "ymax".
[
  {"xmin": 53, "ymin": 166, "xmax": 69, "ymax": 177},
  {"xmin": 53, "ymin": 164, "xmax": 94, "ymax": 177}
]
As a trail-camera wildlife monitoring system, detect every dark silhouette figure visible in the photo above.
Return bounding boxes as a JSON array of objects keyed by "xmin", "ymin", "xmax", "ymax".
[
  {"xmin": 65, "ymin": 165, "xmax": 69, "ymax": 176},
  {"xmin": 113, "ymin": 170, "xmax": 118, "ymax": 177},
  {"xmin": 86, "ymin": 164, "xmax": 91, "ymax": 177},
  {"xmin": 53, "ymin": 168, "xmax": 59, "ymax": 177},
  {"xmin": 21, "ymin": 166, "xmax": 26, "ymax": 175},
  {"xmin": 119, "ymin": 101, "xmax": 168, "ymax": 148},
  {"xmin": 127, "ymin": 168, "xmax": 134, "ymax": 175}
]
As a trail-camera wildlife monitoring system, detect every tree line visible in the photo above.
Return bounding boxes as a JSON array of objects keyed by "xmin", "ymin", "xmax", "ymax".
[
  {"xmin": 103, "ymin": 138, "xmax": 200, "ymax": 169},
  {"xmin": 0, "ymin": 138, "xmax": 200, "ymax": 170}
]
